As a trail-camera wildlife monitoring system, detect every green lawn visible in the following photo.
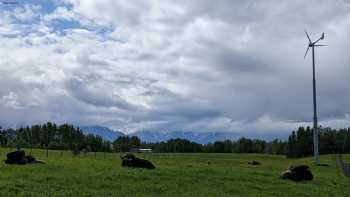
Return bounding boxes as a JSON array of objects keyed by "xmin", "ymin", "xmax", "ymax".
[{"xmin": 0, "ymin": 148, "xmax": 349, "ymax": 196}]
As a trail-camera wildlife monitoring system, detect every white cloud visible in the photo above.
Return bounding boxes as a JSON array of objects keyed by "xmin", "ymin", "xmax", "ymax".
[
  {"xmin": 43, "ymin": 6, "xmax": 76, "ymax": 22},
  {"xmin": 0, "ymin": 92, "xmax": 21, "ymax": 109},
  {"xmin": 0, "ymin": 0, "xmax": 350, "ymax": 134}
]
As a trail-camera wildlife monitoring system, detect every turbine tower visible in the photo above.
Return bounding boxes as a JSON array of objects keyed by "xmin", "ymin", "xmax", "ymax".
[{"xmin": 304, "ymin": 30, "xmax": 326, "ymax": 165}]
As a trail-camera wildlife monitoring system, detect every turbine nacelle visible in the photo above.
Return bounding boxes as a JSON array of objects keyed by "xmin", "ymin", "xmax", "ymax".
[{"xmin": 320, "ymin": 32, "xmax": 325, "ymax": 40}]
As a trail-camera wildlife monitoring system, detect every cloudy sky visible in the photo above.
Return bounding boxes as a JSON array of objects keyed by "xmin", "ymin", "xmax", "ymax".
[{"xmin": 0, "ymin": 0, "xmax": 350, "ymax": 135}]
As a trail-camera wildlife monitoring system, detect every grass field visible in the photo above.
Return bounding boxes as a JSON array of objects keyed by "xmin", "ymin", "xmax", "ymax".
[{"xmin": 0, "ymin": 148, "xmax": 349, "ymax": 196}]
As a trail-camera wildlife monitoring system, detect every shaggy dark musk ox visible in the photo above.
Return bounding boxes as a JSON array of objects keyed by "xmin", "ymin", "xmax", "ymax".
[
  {"xmin": 120, "ymin": 154, "xmax": 155, "ymax": 169},
  {"xmin": 5, "ymin": 150, "xmax": 45, "ymax": 165},
  {"xmin": 248, "ymin": 160, "xmax": 261, "ymax": 165},
  {"xmin": 5, "ymin": 150, "xmax": 27, "ymax": 165},
  {"xmin": 280, "ymin": 165, "xmax": 313, "ymax": 182}
]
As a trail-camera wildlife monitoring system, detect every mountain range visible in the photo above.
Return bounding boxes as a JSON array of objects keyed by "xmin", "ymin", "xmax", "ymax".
[
  {"xmin": 131, "ymin": 130, "xmax": 242, "ymax": 144},
  {"xmin": 80, "ymin": 126, "xmax": 124, "ymax": 142},
  {"xmin": 80, "ymin": 126, "xmax": 289, "ymax": 144}
]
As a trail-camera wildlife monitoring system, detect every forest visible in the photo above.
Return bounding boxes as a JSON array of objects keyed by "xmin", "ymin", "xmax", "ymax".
[{"xmin": 0, "ymin": 122, "xmax": 350, "ymax": 158}]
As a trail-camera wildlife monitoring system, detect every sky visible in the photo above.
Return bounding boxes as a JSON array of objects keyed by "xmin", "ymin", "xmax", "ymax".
[{"xmin": 0, "ymin": 0, "xmax": 350, "ymax": 135}]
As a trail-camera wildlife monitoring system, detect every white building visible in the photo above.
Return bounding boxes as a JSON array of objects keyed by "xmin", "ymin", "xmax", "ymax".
[{"xmin": 130, "ymin": 148, "xmax": 152, "ymax": 153}]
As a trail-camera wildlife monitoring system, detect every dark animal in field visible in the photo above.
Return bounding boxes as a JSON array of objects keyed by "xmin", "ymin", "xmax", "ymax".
[
  {"xmin": 280, "ymin": 165, "xmax": 313, "ymax": 182},
  {"xmin": 5, "ymin": 150, "xmax": 27, "ymax": 165},
  {"xmin": 248, "ymin": 160, "xmax": 261, "ymax": 165},
  {"xmin": 120, "ymin": 154, "xmax": 155, "ymax": 169},
  {"xmin": 5, "ymin": 150, "xmax": 45, "ymax": 165}
]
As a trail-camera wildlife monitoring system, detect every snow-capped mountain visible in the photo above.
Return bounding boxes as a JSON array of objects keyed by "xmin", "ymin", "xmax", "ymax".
[
  {"xmin": 130, "ymin": 131, "xmax": 241, "ymax": 144},
  {"xmin": 80, "ymin": 126, "xmax": 289, "ymax": 143},
  {"xmin": 80, "ymin": 126, "xmax": 124, "ymax": 141}
]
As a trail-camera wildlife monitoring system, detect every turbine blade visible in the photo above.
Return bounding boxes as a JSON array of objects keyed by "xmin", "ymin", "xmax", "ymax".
[
  {"xmin": 304, "ymin": 46, "xmax": 310, "ymax": 59},
  {"xmin": 313, "ymin": 38, "xmax": 322, "ymax": 44},
  {"xmin": 314, "ymin": 33, "xmax": 326, "ymax": 44},
  {"xmin": 305, "ymin": 30, "xmax": 311, "ymax": 43}
]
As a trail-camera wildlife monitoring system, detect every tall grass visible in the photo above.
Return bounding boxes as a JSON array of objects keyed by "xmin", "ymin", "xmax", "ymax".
[{"xmin": 0, "ymin": 148, "xmax": 349, "ymax": 196}]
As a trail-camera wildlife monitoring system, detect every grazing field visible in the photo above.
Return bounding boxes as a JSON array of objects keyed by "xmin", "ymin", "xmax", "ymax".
[{"xmin": 0, "ymin": 148, "xmax": 349, "ymax": 196}]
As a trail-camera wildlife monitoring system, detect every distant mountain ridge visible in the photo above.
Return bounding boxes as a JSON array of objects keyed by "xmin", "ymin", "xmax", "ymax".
[
  {"xmin": 81, "ymin": 126, "xmax": 289, "ymax": 144},
  {"xmin": 131, "ymin": 131, "xmax": 241, "ymax": 144},
  {"xmin": 80, "ymin": 126, "xmax": 124, "ymax": 141}
]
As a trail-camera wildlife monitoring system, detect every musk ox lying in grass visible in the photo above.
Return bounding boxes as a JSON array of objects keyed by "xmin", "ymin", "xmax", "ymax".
[
  {"xmin": 5, "ymin": 150, "xmax": 45, "ymax": 165},
  {"xmin": 120, "ymin": 154, "xmax": 155, "ymax": 169},
  {"xmin": 280, "ymin": 165, "xmax": 313, "ymax": 182},
  {"xmin": 248, "ymin": 160, "xmax": 261, "ymax": 165}
]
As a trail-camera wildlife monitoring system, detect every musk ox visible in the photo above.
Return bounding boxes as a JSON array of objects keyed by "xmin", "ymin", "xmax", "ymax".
[
  {"xmin": 120, "ymin": 154, "xmax": 155, "ymax": 169},
  {"xmin": 248, "ymin": 160, "xmax": 261, "ymax": 165},
  {"xmin": 280, "ymin": 165, "xmax": 313, "ymax": 181},
  {"xmin": 5, "ymin": 150, "xmax": 45, "ymax": 165}
]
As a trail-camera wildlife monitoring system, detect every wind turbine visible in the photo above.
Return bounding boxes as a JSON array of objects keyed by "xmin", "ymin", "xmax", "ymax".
[{"xmin": 304, "ymin": 30, "xmax": 327, "ymax": 165}]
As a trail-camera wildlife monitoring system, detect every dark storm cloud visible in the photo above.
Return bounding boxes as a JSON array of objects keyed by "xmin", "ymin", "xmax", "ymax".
[
  {"xmin": 66, "ymin": 78, "xmax": 135, "ymax": 110},
  {"xmin": 188, "ymin": 38, "xmax": 271, "ymax": 73}
]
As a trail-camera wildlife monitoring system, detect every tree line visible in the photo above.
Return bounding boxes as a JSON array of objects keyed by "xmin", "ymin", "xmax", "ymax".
[
  {"xmin": 0, "ymin": 122, "xmax": 112, "ymax": 153},
  {"xmin": 286, "ymin": 126, "xmax": 350, "ymax": 158},
  {"xmin": 109, "ymin": 126, "xmax": 350, "ymax": 157},
  {"xmin": 1, "ymin": 122, "xmax": 350, "ymax": 158}
]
